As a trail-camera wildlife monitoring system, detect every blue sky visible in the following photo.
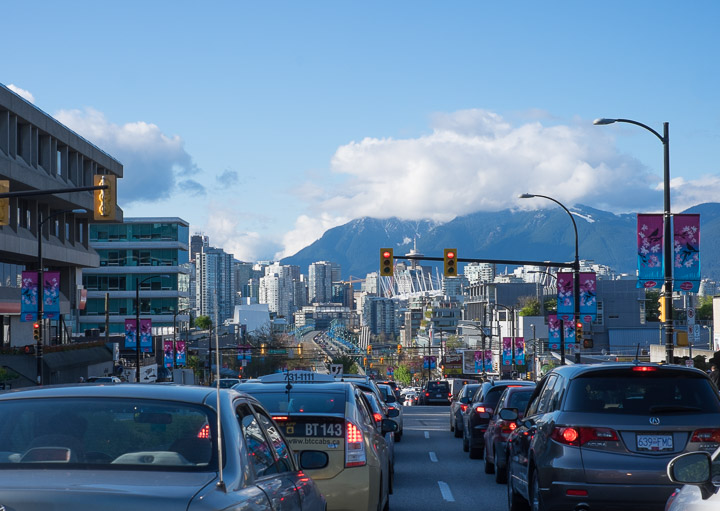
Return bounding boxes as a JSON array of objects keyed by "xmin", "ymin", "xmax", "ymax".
[{"xmin": 3, "ymin": 1, "xmax": 719, "ymax": 261}]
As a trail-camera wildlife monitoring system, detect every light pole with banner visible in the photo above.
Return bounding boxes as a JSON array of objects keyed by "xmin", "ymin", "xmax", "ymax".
[{"xmin": 135, "ymin": 274, "xmax": 170, "ymax": 382}]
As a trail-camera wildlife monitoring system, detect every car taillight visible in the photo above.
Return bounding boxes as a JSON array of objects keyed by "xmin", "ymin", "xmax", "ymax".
[
  {"xmin": 499, "ymin": 420, "xmax": 517, "ymax": 434},
  {"xmin": 273, "ymin": 416, "xmax": 288, "ymax": 421},
  {"xmin": 373, "ymin": 413, "xmax": 383, "ymax": 423},
  {"xmin": 345, "ymin": 421, "xmax": 366, "ymax": 467},
  {"xmin": 632, "ymin": 366, "xmax": 658, "ymax": 372},
  {"xmin": 460, "ymin": 404, "xmax": 468, "ymax": 412},
  {"xmin": 551, "ymin": 426, "xmax": 619, "ymax": 446},
  {"xmin": 197, "ymin": 424, "xmax": 210, "ymax": 439},
  {"xmin": 691, "ymin": 428, "xmax": 720, "ymax": 443},
  {"xmin": 475, "ymin": 406, "xmax": 486, "ymax": 414},
  {"xmin": 425, "ymin": 392, "xmax": 429, "ymax": 397}
]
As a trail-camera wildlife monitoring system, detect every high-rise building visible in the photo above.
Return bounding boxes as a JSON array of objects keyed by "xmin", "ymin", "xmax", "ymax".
[
  {"xmin": 308, "ymin": 261, "xmax": 333, "ymax": 304},
  {"xmin": 464, "ymin": 263, "xmax": 496, "ymax": 284},
  {"xmin": 363, "ymin": 297, "xmax": 398, "ymax": 337},
  {"xmin": 196, "ymin": 246, "xmax": 236, "ymax": 323},
  {"xmin": 189, "ymin": 233, "xmax": 208, "ymax": 263},
  {"xmin": 259, "ymin": 263, "xmax": 297, "ymax": 318},
  {"xmin": 80, "ymin": 218, "xmax": 190, "ymax": 334}
]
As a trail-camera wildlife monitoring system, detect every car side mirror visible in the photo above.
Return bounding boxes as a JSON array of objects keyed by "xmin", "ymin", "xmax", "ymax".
[
  {"xmin": 387, "ymin": 408, "xmax": 400, "ymax": 418},
  {"xmin": 499, "ymin": 408, "xmax": 518, "ymax": 421},
  {"xmin": 381, "ymin": 419, "xmax": 398, "ymax": 434},
  {"xmin": 667, "ymin": 451, "xmax": 716, "ymax": 500}
]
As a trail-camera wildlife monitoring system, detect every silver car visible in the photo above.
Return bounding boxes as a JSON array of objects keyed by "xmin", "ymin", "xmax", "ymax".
[
  {"xmin": 377, "ymin": 383, "xmax": 403, "ymax": 441},
  {"xmin": 0, "ymin": 384, "xmax": 326, "ymax": 510},
  {"xmin": 505, "ymin": 363, "xmax": 720, "ymax": 511},
  {"xmin": 665, "ymin": 447, "xmax": 720, "ymax": 510}
]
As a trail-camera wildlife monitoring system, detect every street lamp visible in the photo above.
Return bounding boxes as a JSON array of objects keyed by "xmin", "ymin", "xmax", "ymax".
[
  {"xmin": 594, "ymin": 117, "xmax": 673, "ymax": 364},
  {"xmin": 493, "ymin": 303, "xmax": 517, "ymax": 378},
  {"xmin": 519, "ymin": 193, "xmax": 579, "ymax": 365},
  {"xmin": 135, "ymin": 274, "xmax": 170, "ymax": 382},
  {"xmin": 172, "ymin": 308, "xmax": 191, "ymax": 369},
  {"xmin": 36, "ymin": 208, "xmax": 87, "ymax": 385}
]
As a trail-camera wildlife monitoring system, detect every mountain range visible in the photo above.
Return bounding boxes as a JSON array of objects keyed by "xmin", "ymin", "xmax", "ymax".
[{"xmin": 281, "ymin": 203, "xmax": 720, "ymax": 282}]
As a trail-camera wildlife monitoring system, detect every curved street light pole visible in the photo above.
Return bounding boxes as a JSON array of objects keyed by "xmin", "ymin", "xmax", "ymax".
[
  {"xmin": 594, "ymin": 118, "xmax": 672, "ymax": 364},
  {"xmin": 519, "ymin": 193, "xmax": 579, "ymax": 365},
  {"xmin": 135, "ymin": 274, "xmax": 170, "ymax": 382},
  {"xmin": 36, "ymin": 208, "xmax": 87, "ymax": 385}
]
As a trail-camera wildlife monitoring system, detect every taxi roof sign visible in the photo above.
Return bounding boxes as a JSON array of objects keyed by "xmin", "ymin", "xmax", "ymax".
[{"xmin": 258, "ymin": 370, "xmax": 335, "ymax": 384}]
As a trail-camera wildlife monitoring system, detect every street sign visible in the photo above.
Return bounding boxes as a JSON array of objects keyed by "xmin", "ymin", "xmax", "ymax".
[
  {"xmin": 687, "ymin": 307, "xmax": 696, "ymax": 325},
  {"xmin": 330, "ymin": 364, "xmax": 343, "ymax": 377}
]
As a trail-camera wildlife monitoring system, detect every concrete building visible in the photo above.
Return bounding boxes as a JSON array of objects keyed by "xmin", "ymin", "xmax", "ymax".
[
  {"xmin": 80, "ymin": 218, "xmax": 190, "ymax": 334},
  {"xmin": 308, "ymin": 261, "xmax": 333, "ymax": 304},
  {"xmin": 363, "ymin": 297, "xmax": 399, "ymax": 337},
  {"xmin": 196, "ymin": 246, "xmax": 236, "ymax": 323},
  {"xmin": 259, "ymin": 263, "xmax": 295, "ymax": 318},
  {"xmin": 0, "ymin": 84, "xmax": 123, "ymax": 347}
]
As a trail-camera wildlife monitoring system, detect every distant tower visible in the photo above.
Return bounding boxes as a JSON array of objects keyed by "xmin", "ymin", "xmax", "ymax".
[{"xmin": 405, "ymin": 238, "xmax": 423, "ymax": 270}]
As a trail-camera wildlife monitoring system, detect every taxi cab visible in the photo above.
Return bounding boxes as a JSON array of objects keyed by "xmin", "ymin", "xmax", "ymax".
[{"xmin": 236, "ymin": 371, "xmax": 396, "ymax": 511}]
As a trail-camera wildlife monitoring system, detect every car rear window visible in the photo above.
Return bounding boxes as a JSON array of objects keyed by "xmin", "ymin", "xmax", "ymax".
[
  {"xmin": 428, "ymin": 382, "xmax": 450, "ymax": 392},
  {"xmin": 248, "ymin": 391, "xmax": 346, "ymax": 415},
  {"xmin": 485, "ymin": 386, "xmax": 509, "ymax": 407},
  {"xmin": 564, "ymin": 372, "xmax": 720, "ymax": 414},
  {"xmin": 507, "ymin": 389, "xmax": 533, "ymax": 412}
]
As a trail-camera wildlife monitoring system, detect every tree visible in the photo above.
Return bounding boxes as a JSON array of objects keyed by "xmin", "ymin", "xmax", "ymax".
[
  {"xmin": 394, "ymin": 365, "xmax": 412, "ymax": 386},
  {"xmin": 543, "ymin": 297, "xmax": 557, "ymax": 314},
  {"xmin": 698, "ymin": 295, "xmax": 713, "ymax": 321},
  {"xmin": 444, "ymin": 335, "xmax": 464, "ymax": 352},
  {"xmin": 195, "ymin": 315, "xmax": 212, "ymax": 330},
  {"xmin": 519, "ymin": 298, "xmax": 541, "ymax": 316},
  {"xmin": 645, "ymin": 290, "xmax": 661, "ymax": 321}
]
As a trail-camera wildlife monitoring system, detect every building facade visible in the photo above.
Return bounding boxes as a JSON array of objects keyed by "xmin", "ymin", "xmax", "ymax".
[
  {"xmin": 196, "ymin": 246, "xmax": 236, "ymax": 324},
  {"xmin": 308, "ymin": 261, "xmax": 333, "ymax": 304}
]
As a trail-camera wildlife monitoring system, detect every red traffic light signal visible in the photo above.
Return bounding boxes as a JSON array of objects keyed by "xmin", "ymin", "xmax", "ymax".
[
  {"xmin": 380, "ymin": 248, "xmax": 394, "ymax": 277},
  {"xmin": 576, "ymin": 321, "xmax": 584, "ymax": 341},
  {"xmin": 33, "ymin": 323, "xmax": 40, "ymax": 341},
  {"xmin": 444, "ymin": 248, "xmax": 457, "ymax": 277}
]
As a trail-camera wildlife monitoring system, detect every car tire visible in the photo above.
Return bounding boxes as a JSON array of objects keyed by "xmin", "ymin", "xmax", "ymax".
[
  {"xmin": 394, "ymin": 430, "xmax": 402, "ymax": 442},
  {"xmin": 462, "ymin": 430, "xmax": 470, "ymax": 452},
  {"xmin": 454, "ymin": 423, "xmax": 462, "ymax": 438},
  {"xmin": 450, "ymin": 419, "xmax": 454, "ymax": 432},
  {"xmin": 469, "ymin": 445, "xmax": 483, "ymax": 459},
  {"xmin": 484, "ymin": 446, "xmax": 494, "ymax": 474},
  {"xmin": 494, "ymin": 449, "xmax": 507, "ymax": 484},
  {"xmin": 507, "ymin": 467, "xmax": 530, "ymax": 511},
  {"xmin": 530, "ymin": 469, "xmax": 545, "ymax": 511}
]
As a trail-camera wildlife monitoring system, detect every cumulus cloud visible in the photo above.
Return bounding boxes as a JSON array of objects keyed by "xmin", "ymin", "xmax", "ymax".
[
  {"xmin": 278, "ymin": 109, "xmax": 707, "ymax": 257},
  {"xmin": 216, "ymin": 169, "xmax": 239, "ymax": 186},
  {"xmin": 55, "ymin": 108, "xmax": 200, "ymax": 204},
  {"xmin": 7, "ymin": 84, "xmax": 34, "ymax": 103}
]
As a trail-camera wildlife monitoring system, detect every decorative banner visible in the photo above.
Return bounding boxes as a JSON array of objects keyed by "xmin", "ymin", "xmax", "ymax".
[
  {"xmin": 515, "ymin": 337, "xmax": 525, "ymax": 366},
  {"xmin": 484, "ymin": 350, "xmax": 493, "ymax": 370},
  {"xmin": 124, "ymin": 319, "xmax": 137, "ymax": 349},
  {"xmin": 637, "ymin": 214, "xmax": 664, "ymax": 289},
  {"xmin": 673, "ymin": 214, "xmax": 700, "ymax": 293},
  {"xmin": 20, "ymin": 271, "xmax": 38, "ymax": 322},
  {"xmin": 579, "ymin": 272, "xmax": 597, "ymax": 319},
  {"xmin": 163, "ymin": 340, "xmax": 174, "ymax": 368},
  {"xmin": 564, "ymin": 320, "xmax": 576, "ymax": 353},
  {"xmin": 78, "ymin": 288, "xmax": 87, "ymax": 310},
  {"xmin": 502, "ymin": 337, "xmax": 513, "ymax": 366},
  {"xmin": 557, "ymin": 272, "xmax": 574, "ymax": 320},
  {"xmin": 237, "ymin": 345, "xmax": 252, "ymax": 362},
  {"xmin": 140, "ymin": 319, "xmax": 153, "ymax": 353},
  {"xmin": 423, "ymin": 356, "xmax": 437, "ymax": 369},
  {"xmin": 175, "ymin": 340, "xmax": 186, "ymax": 366},
  {"xmin": 474, "ymin": 351, "xmax": 483, "ymax": 372},
  {"xmin": 43, "ymin": 271, "xmax": 61, "ymax": 319},
  {"xmin": 548, "ymin": 315, "xmax": 561, "ymax": 350}
]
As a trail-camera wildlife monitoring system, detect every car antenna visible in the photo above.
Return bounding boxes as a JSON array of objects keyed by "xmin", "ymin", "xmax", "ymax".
[
  {"xmin": 634, "ymin": 343, "xmax": 641, "ymax": 365},
  {"xmin": 213, "ymin": 295, "xmax": 226, "ymax": 491}
]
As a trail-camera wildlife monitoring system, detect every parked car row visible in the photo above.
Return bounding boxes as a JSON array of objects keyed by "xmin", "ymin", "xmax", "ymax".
[{"xmin": 450, "ymin": 363, "xmax": 720, "ymax": 511}]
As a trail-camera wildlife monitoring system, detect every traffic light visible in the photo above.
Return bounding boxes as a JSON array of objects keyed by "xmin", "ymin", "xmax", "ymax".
[
  {"xmin": 397, "ymin": 344, "xmax": 402, "ymax": 355},
  {"xmin": 367, "ymin": 344, "xmax": 372, "ymax": 354},
  {"xmin": 363, "ymin": 357, "xmax": 368, "ymax": 366},
  {"xmin": 93, "ymin": 174, "xmax": 117, "ymax": 221},
  {"xmin": 444, "ymin": 248, "xmax": 457, "ymax": 277},
  {"xmin": 33, "ymin": 322, "xmax": 40, "ymax": 341},
  {"xmin": 0, "ymin": 180, "xmax": 9, "ymax": 226},
  {"xmin": 380, "ymin": 248, "xmax": 394, "ymax": 277},
  {"xmin": 658, "ymin": 297, "xmax": 666, "ymax": 322},
  {"xmin": 575, "ymin": 321, "xmax": 583, "ymax": 342},
  {"xmin": 297, "ymin": 343, "xmax": 303, "ymax": 357},
  {"xmin": 260, "ymin": 343, "xmax": 266, "ymax": 355}
]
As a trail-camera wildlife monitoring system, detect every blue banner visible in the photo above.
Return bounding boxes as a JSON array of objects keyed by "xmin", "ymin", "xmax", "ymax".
[
  {"xmin": 637, "ymin": 214, "xmax": 664, "ymax": 289},
  {"xmin": 673, "ymin": 214, "xmax": 700, "ymax": 293},
  {"xmin": 557, "ymin": 272, "xmax": 574, "ymax": 321}
]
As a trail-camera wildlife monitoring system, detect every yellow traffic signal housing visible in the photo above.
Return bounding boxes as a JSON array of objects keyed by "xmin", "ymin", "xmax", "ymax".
[
  {"xmin": 658, "ymin": 297, "xmax": 666, "ymax": 322},
  {"xmin": 397, "ymin": 344, "xmax": 402, "ymax": 355},
  {"xmin": 444, "ymin": 248, "xmax": 457, "ymax": 277},
  {"xmin": 367, "ymin": 344, "xmax": 372, "ymax": 354},
  {"xmin": 576, "ymin": 321, "xmax": 583, "ymax": 341},
  {"xmin": 0, "ymin": 180, "xmax": 9, "ymax": 226},
  {"xmin": 94, "ymin": 174, "xmax": 117, "ymax": 221},
  {"xmin": 33, "ymin": 322, "xmax": 40, "ymax": 341},
  {"xmin": 380, "ymin": 357, "xmax": 384, "ymax": 364},
  {"xmin": 363, "ymin": 357, "xmax": 368, "ymax": 366},
  {"xmin": 380, "ymin": 248, "xmax": 394, "ymax": 277}
]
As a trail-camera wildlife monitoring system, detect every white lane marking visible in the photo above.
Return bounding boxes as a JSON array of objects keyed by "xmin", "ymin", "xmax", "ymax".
[
  {"xmin": 438, "ymin": 481, "xmax": 455, "ymax": 502},
  {"xmin": 429, "ymin": 451, "xmax": 438, "ymax": 462},
  {"xmin": 424, "ymin": 431, "xmax": 430, "ymax": 439}
]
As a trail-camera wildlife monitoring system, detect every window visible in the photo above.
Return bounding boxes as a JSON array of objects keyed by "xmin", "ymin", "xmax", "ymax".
[
  {"xmin": 536, "ymin": 376, "xmax": 560, "ymax": 414},
  {"xmin": 254, "ymin": 407, "xmax": 293, "ymax": 473},
  {"xmin": 237, "ymin": 404, "xmax": 277, "ymax": 478}
]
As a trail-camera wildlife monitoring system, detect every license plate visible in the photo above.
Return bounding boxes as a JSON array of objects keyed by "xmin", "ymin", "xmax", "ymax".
[
  {"xmin": 279, "ymin": 419, "xmax": 344, "ymax": 438},
  {"xmin": 637, "ymin": 434, "xmax": 673, "ymax": 451},
  {"xmin": 436, "ymin": 394, "xmax": 443, "ymax": 398}
]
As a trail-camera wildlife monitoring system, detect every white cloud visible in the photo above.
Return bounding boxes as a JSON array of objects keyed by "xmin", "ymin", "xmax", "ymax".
[
  {"xmin": 54, "ymin": 108, "xmax": 203, "ymax": 204},
  {"xmin": 203, "ymin": 203, "xmax": 283, "ymax": 262},
  {"xmin": 275, "ymin": 213, "xmax": 350, "ymax": 259},
  {"xmin": 7, "ymin": 84, "xmax": 34, "ymax": 103}
]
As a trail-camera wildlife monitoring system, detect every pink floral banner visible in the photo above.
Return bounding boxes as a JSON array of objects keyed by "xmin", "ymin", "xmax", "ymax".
[
  {"xmin": 175, "ymin": 340, "xmax": 186, "ymax": 366},
  {"xmin": 20, "ymin": 271, "xmax": 38, "ymax": 322},
  {"xmin": 43, "ymin": 271, "xmax": 61, "ymax": 319},
  {"xmin": 579, "ymin": 272, "xmax": 597, "ymax": 319},
  {"xmin": 124, "ymin": 319, "xmax": 137, "ymax": 349},
  {"xmin": 514, "ymin": 338, "xmax": 525, "ymax": 365},
  {"xmin": 140, "ymin": 319, "xmax": 153, "ymax": 353},
  {"xmin": 163, "ymin": 340, "xmax": 174, "ymax": 368},
  {"xmin": 637, "ymin": 214, "xmax": 664, "ymax": 289},
  {"xmin": 548, "ymin": 314, "xmax": 561, "ymax": 350},
  {"xmin": 673, "ymin": 214, "xmax": 700, "ymax": 293},
  {"xmin": 502, "ymin": 337, "xmax": 513, "ymax": 366},
  {"xmin": 557, "ymin": 272, "xmax": 574, "ymax": 321}
]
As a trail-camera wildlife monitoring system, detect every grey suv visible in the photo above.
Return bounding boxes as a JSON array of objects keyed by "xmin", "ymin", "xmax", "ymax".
[{"xmin": 505, "ymin": 363, "xmax": 720, "ymax": 511}]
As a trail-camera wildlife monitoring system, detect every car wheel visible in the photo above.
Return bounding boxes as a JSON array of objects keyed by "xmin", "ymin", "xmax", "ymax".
[
  {"xmin": 454, "ymin": 423, "xmax": 462, "ymax": 438},
  {"xmin": 394, "ymin": 430, "xmax": 402, "ymax": 442},
  {"xmin": 469, "ymin": 444, "xmax": 483, "ymax": 459},
  {"xmin": 462, "ymin": 430, "xmax": 470, "ymax": 452},
  {"xmin": 450, "ymin": 419, "xmax": 454, "ymax": 432},
  {"xmin": 530, "ymin": 469, "xmax": 545, "ymax": 511},
  {"xmin": 507, "ymin": 467, "xmax": 530, "ymax": 511},
  {"xmin": 484, "ymin": 446, "xmax": 494, "ymax": 474},
  {"xmin": 494, "ymin": 449, "xmax": 507, "ymax": 484}
]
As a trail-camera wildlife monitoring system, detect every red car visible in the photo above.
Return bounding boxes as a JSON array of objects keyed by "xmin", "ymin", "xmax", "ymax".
[{"xmin": 482, "ymin": 384, "xmax": 535, "ymax": 483}]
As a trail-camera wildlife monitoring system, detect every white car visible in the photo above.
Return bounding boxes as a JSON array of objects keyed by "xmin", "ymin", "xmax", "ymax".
[{"xmin": 666, "ymin": 447, "xmax": 720, "ymax": 510}]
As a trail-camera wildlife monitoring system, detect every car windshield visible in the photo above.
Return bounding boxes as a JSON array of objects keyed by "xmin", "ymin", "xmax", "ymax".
[
  {"xmin": 246, "ymin": 391, "xmax": 346, "ymax": 415},
  {"xmin": 428, "ymin": 382, "xmax": 450, "ymax": 392},
  {"xmin": 0, "ymin": 398, "xmax": 215, "ymax": 470},
  {"xmin": 564, "ymin": 372, "xmax": 720, "ymax": 414}
]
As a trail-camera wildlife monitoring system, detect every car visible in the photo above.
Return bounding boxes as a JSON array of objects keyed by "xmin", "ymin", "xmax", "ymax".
[
  {"xmin": 377, "ymin": 383, "xmax": 403, "ymax": 441},
  {"xmin": 462, "ymin": 380, "xmax": 535, "ymax": 459},
  {"xmin": 482, "ymin": 384, "xmax": 535, "ymax": 482},
  {"xmin": 85, "ymin": 375, "xmax": 122, "ymax": 383},
  {"xmin": 402, "ymin": 390, "xmax": 418, "ymax": 406},
  {"xmin": 376, "ymin": 380, "xmax": 402, "ymax": 402},
  {"xmin": 0, "ymin": 383, "xmax": 326, "ymax": 510},
  {"xmin": 361, "ymin": 390, "xmax": 396, "ymax": 487},
  {"xmin": 214, "ymin": 378, "xmax": 242, "ymax": 388},
  {"xmin": 450, "ymin": 383, "xmax": 482, "ymax": 438},
  {"xmin": 505, "ymin": 363, "xmax": 720, "ymax": 511},
  {"xmin": 665, "ymin": 447, "xmax": 720, "ymax": 510},
  {"xmin": 420, "ymin": 380, "xmax": 452, "ymax": 405},
  {"xmin": 236, "ymin": 370, "xmax": 396, "ymax": 511}
]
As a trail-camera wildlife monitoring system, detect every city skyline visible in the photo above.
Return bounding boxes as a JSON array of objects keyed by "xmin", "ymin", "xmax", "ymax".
[{"xmin": 3, "ymin": 1, "xmax": 719, "ymax": 262}]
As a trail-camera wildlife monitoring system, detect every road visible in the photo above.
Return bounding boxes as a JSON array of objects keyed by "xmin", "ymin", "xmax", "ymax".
[{"xmin": 390, "ymin": 405, "xmax": 507, "ymax": 511}]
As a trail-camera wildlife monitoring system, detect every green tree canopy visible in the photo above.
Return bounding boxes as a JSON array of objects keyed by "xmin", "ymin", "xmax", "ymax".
[
  {"xmin": 394, "ymin": 365, "xmax": 411, "ymax": 386},
  {"xmin": 519, "ymin": 298, "xmax": 541, "ymax": 316},
  {"xmin": 195, "ymin": 315, "xmax": 212, "ymax": 330}
]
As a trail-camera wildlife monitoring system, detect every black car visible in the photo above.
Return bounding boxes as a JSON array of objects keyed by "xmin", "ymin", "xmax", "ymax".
[
  {"xmin": 420, "ymin": 380, "xmax": 452, "ymax": 405},
  {"xmin": 462, "ymin": 380, "xmax": 535, "ymax": 459},
  {"xmin": 450, "ymin": 383, "xmax": 482, "ymax": 438}
]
